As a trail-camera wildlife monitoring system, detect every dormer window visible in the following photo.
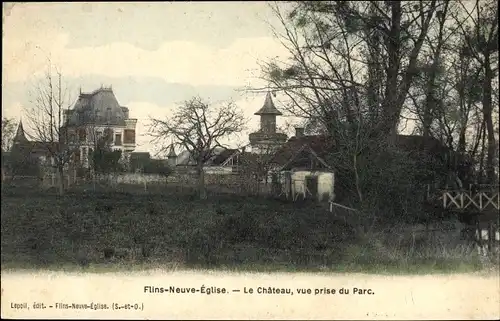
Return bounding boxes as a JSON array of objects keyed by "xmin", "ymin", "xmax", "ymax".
[
  {"xmin": 78, "ymin": 111, "xmax": 84, "ymax": 124},
  {"xmin": 106, "ymin": 107, "xmax": 112, "ymax": 124}
]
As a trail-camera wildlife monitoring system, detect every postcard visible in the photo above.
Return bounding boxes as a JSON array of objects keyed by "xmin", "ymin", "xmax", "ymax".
[{"xmin": 2, "ymin": 1, "xmax": 499, "ymax": 319}]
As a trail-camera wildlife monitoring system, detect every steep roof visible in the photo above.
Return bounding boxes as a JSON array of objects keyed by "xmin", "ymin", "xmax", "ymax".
[
  {"xmin": 268, "ymin": 135, "xmax": 335, "ymax": 167},
  {"xmin": 13, "ymin": 120, "xmax": 29, "ymax": 143},
  {"xmin": 12, "ymin": 120, "xmax": 59, "ymax": 155},
  {"xmin": 167, "ymin": 144, "xmax": 177, "ymax": 158},
  {"xmin": 254, "ymin": 92, "xmax": 283, "ymax": 116},
  {"xmin": 205, "ymin": 148, "xmax": 239, "ymax": 166},
  {"xmin": 67, "ymin": 87, "xmax": 127, "ymax": 126}
]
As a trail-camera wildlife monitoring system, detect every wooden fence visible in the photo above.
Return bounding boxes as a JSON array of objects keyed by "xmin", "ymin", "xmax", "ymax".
[{"xmin": 441, "ymin": 190, "xmax": 499, "ymax": 211}]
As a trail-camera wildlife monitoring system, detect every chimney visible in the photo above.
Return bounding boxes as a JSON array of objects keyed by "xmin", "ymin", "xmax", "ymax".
[{"xmin": 295, "ymin": 127, "xmax": 305, "ymax": 138}]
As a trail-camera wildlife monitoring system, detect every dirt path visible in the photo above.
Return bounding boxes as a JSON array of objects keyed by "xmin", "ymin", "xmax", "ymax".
[{"xmin": 2, "ymin": 270, "xmax": 499, "ymax": 319}]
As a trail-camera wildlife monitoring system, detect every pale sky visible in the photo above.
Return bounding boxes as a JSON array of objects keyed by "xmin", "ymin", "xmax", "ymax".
[{"xmin": 2, "ymin": 2, "xmax": 300, "ymax": 156}]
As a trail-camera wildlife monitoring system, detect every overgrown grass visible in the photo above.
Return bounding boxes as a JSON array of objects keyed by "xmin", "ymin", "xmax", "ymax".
[{"xmin": 1, "ymin": 183, "xmax": 495, "ymax": 274}]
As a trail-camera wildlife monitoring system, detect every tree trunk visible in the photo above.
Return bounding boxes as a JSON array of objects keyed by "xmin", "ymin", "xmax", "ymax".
[
  {"xmin": 197, "ymin": 164, "xmax": 207, "ymax": 200},
  {"xmin": 382, "ymin": 1, "xmax": 402, "ymax": 141},
  {"xmin": 423, "ymin": 1, "xmax": 448, "ymax": 138},
  {"xmin": 478, "ymin": 121, "xmax": 487, "ymax": 185},
  {"xmin": 366, "ymin": 2, "xmax": 383, "ymax": 126},
  {"xmin": 58, "ymin": 165, "xmax": 65, "ymax": 196},
  {"xmin": 457, "ymin": 69, "xmax": 468, "ymax": 155},
  {"xmin": 482, "ymin": 54, "xmax": 497, "ymax": 184},
  {"xmin": 353, "ymin": 154, "xmax": 363, "ymax": 204}
]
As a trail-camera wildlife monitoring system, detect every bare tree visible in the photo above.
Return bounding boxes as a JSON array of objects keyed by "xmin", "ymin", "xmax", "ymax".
[
  {"xmin": 454, "ymin": 0, "xmax": 498, "ymax": 184},
  {"xmin": 23, "ymin": 63, "xmax": 77, "ymax": 195},
  {"xmin": 149, "ymin": 96, "xmax": 246, "ymax": 199},
  {"xmin": 259, "ymin": 1, "xmax": 441, "ymax": 144}
]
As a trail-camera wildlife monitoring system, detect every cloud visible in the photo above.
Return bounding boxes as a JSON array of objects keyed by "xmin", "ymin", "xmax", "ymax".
[
  {"xmin": 3, "ymin": 3, "xmax": 289, "ymax": 87},
  {"xmin": 3, "ymin": 3, "xmax": 279, "ymax": 50},
  {"xmin": 4, "ymin": 36, "xmax": 286, "ymax": 88}
]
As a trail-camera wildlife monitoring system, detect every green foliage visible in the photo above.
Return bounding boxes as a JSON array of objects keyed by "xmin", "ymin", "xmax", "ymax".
[
  {"xmin": 1, "ymin": 185, "xmax": 488, "ymax": 273},
  {"xmin": 142, "ymin": 159, "xmax": 173, "ymax": 177},
  {"xmin": 129, "ymin": 153, "xmax": 151, "ymax": 173},
  {"xmin": 1, "ymin": 186, "xmax": 489, "ymax": 273},
  {"xmin": 3, "ymin": 149, "xmax": 41, "ymax": 177},
  {"xmin": 92, "ymin": 142, "xmax": 123, "ymax": 174},
  {"xmin": 327, "ymin": 136, "xmax": 452, "ymax": 226}
]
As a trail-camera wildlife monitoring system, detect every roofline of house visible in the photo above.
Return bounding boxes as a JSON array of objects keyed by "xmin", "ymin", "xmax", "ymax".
[
  {"xmin": 220, "ymin": 150, "xmax": 241, "ymax": 167},
  {"xmin": 278, "ymin": 143, "xmax": 332, "ymax": 172}
]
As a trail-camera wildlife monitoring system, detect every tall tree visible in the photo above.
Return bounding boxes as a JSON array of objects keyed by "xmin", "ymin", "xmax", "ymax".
[
  {"xmin": 150, "ymin": 96, "xmax": 246, "ymax": 199},
  {"xmin": 24, "ymin": 63, "xmax": 77, "ymax": 195},
  {"xmin": 455, "ymin": 0, "xmax": 499, "ymax": 184},
  {"xmin": 261, "ymin": 1, "xmax": 441, "ymax": 144}
]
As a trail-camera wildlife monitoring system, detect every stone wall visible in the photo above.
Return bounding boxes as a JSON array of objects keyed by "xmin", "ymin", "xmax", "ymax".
[{"xmin": 99, "ymin": 172, "xmax": 272, "ymax": 195}]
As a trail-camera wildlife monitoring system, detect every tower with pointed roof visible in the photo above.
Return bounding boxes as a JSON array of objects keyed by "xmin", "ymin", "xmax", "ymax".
[
  {"xmin": 248, "ymin": 92, "xmax": 288, "ymax": 154},
  {"xmin": 13, "ymin": 119, "xmax": 29, "ymax": 146},
  {"xmin": 167, "ymin": 143, "xmax": 177, "ymax": 167}
]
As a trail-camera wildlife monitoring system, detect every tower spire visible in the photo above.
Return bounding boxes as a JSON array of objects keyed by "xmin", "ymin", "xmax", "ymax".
[
  {"xmin": 254, "ymin": 91, "xmax": 282, "ymax": 116},
  {"xmin": 167, "ymin": 139, "xmax": 177, "ymax": 167},
  {"xmin": 167, "ymin": 141, "xmax": 177, "ymax": 158},
  {"xmin": 14, "ymin": 118, "xmax": 28, "ymax": 144}
]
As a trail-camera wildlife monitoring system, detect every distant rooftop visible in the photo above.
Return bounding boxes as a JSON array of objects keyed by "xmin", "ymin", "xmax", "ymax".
[{"xmin": 66, "ymin": 86, "xmax": 130, "ymax": 126}]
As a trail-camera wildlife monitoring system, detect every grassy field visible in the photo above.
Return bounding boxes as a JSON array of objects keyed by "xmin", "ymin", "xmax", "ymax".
[{"xmin": 1, "ymin": 183, "xmax": 493, "ymax": 274}]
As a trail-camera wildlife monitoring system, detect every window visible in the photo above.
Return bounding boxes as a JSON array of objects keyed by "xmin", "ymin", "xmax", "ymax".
[
  {"xmin": 78, "ymin": 129, "xmax": 87, "ymax": 142},
  {"xmin": 123, "ymin": 129, "xmax": 135, "ymax": 144},
  {"xmin": 74, "ymin": 151, "xmax": 81, "ymax": 163},
  {"xmin": 106, "ymin": 107, "xmax": 112, "ymax": 124},
  {"xmin": 115, "ymin": 134, "xmax": 122, "ymax": 146}
]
